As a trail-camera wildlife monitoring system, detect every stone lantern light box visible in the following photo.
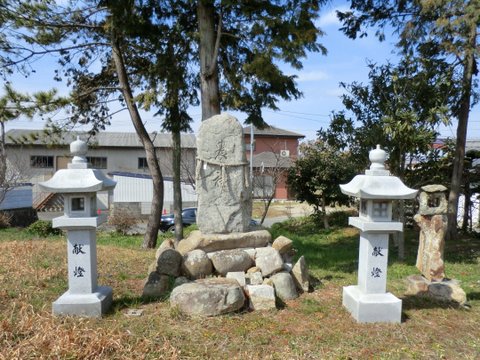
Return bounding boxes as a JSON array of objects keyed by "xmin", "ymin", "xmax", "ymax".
[
  {"xmin": 39, "ymin": 137, "xmax": 116, "ymax": 317},
  {"xmin": 340, "ymin": 145, "xmax": 417, "ymax": 323}
]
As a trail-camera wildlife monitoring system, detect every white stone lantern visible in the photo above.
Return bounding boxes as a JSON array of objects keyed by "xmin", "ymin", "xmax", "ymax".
[
  {"xmin": 39, "ymin": 137, "xmax": 116, "ymax": 317},
  {"xmin": 340, "ymin": 145, "xmax": 417, "ymax": 323}
]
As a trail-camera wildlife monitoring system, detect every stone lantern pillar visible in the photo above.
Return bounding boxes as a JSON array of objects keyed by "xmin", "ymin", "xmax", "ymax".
[
  {"xmin": 39, "ymin": 137, "xmax": 116, "ymax": 317},
  {"xmin": 340, "ymin": 145, "xmax": 417, "ymax": 323}
]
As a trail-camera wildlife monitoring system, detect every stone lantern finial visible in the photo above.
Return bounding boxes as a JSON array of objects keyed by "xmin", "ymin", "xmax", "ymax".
[
  {"xmin": 365, "ymin": 145, "xmax": 389, "ymax": 176},
  {"xmin": 369, "ymin": 145, "xmax": 387, "ymax": 170},
  {"xmin": 70, "ymin": 136, "xmax": 88, "ymax": 168}
]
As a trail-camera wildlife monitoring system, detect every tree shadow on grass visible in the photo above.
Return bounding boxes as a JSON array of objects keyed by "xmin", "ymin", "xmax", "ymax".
[
  {"xmin": 401, "ymin": 294, "xmax": 467, "ymax": 311},
  {"xmin": 444, "ymin": 236, "xmax": 480, "ymax": 264},
  {"xmin": 284, "ymin": 228, "xmax": 360, "ymax": 274},
  {"xmin": 109, "ymin": 294, "xmax": 169, "ymax": 314},
  {"xmin": 465, "ymin": 291, "xmax": 480, "ymax": 301}
]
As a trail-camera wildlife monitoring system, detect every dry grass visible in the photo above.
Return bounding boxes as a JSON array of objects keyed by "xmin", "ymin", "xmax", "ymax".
[{"xmin": 0, "ymin": 228, "xmax": 479, "ymax": 359}]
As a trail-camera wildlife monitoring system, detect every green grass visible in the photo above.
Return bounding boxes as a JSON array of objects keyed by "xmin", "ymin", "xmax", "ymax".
[
  {"xmin": 0, "ymin": 218, "xmax": 479, "ymax": 359},
  {"xmin": 271, "ymin": 217, "xmax": 480, "ymax": 301}
]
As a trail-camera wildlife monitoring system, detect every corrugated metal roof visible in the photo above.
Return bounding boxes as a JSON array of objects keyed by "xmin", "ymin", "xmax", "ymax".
[
  {"xmin": 5, "ymin": 129, "xmax": 196, "ymax": 148},
  {"xmin": 243, "ymin": 125, "xmax": 305, "ymax": 138}
]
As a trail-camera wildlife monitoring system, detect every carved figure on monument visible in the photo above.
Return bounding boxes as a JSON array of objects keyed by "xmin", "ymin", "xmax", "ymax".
[
  {"xmin": 414, "ymin": 185, "xmax": 448, "ymax": 282},
  {"xmin": 196, "ymin": 113, "xmax": 252, "ymax": 234}
]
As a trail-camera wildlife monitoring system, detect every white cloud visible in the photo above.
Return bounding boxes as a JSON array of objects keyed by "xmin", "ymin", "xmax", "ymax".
[
  {"xmin": 296, "ymin": 70, "xmax": 329, "ymax": 82},
  {"xmin": 324, "ymin": 87, "xmax": 345, "ymax": 98},
  {"xmin": 317, "ymin": 6, "xmax": 350, "ymax": 28}
]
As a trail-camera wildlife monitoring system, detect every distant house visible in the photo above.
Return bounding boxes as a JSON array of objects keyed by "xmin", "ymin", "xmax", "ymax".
[
  {"xmin": 243, "ymin": 125, "xmax": 305, "ymax": 200},
  {"xmin": 5, "ymin": 129, "xmax": 197, "ymax": 215}
]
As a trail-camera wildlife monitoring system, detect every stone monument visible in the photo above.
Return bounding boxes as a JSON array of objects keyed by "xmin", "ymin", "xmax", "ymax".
[
  {"xmin": 406, "ymin": 185, "xmax": 467, "ymax": 304},
  {"xmin": 196, "ymin": 113, "xmax": 252, "ymax": 234},
  {"xmin": 39, "ymin": 137, "xmax": 116, "ymax": 317},
  {"xmin": 415, "ymin": 185, "xmax": 448, "ymax": 281},
  {"xmin": 160, "ymin": 113, "xmax": 307, "ymax": 316},
  {"xmin": 340, "ymin": 145, "xmax": 417, "ymax": 323}
]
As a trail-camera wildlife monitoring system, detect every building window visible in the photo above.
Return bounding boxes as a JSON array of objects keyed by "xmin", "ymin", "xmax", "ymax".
[
  {"xmin": 138, "ymin": 157, "xmax": 148, "ymax": 169},
  {"xmin": 253, "ymin": 175, "xmax": 274, "ymax": 198},
  {"xmin": 87, "ymin": 156, "xmax": 107, "ymax": 169},
  {"xmin": 30, "ymin": 155, "xmax": 54, "ymax": 168}
]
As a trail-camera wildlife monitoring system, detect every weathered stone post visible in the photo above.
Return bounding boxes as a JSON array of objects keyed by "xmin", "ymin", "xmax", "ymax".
[
  {"xmin": 39, "ymin": 137, "xmax": 116, "ymax": 317},
  {"xmin": 340, "ymin": 145, "xmax": 417, "ymax": 323},
  {"xmin": 415, "ymin": 185, "xmax": 448, "ymax": 281},
  {"xmin": 196, "ymin": 113, "xmax": 252, "ymax": 234},
  {"xmin": 406, "ymin": 185, "xmax": 467, "ymax": 304}
]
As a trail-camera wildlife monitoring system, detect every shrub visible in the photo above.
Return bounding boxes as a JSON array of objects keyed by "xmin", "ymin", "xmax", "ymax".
[
  {"xmin": 270, "ymin": 209, "xmax": 358, "ymax": 235},
  {"xmin": 328, "ymin": 210, "xmax": 358, "ymax": 228},
  {"xmin": 108, "ymin": 211, "xmax": 137, "ymax": 235},
  {"xmin": 0, "ymin": 212, "xmax": 12, "ymax": 229},
  {"xmin": 26, "ymin": 220, "xmax": 61, "ymax": 237}
]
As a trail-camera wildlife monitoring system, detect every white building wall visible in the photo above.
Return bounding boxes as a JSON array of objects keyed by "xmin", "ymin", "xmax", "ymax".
[
  {"xmin": 112, "ymin": 174, "xmax": 197, "ymax": 214},
  {"xmin": 113, "ymin": 175, "xmax": 153, "ymax": 202},
  {"xmin": 458, "ymin": 194, "xmax": 480, "ymax": 229}
]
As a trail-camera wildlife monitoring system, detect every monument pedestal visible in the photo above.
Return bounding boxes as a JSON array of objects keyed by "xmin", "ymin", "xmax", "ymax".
[
  {"xmin": 343, "ymin": 285, "xmax": 402, "ymax": 323},
  {"xmin": 53, "ymin": 286, "xmax": 113, "ymax": 317}
]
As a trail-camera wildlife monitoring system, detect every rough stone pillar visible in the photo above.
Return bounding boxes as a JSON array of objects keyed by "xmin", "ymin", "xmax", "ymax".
[
  {"xmin": 414, "ymin": 185, "xmax": 448, "ymax": 282},
  {"xmin": 196, "ymin": 113, "xmax": 252, "ymax": 234}
]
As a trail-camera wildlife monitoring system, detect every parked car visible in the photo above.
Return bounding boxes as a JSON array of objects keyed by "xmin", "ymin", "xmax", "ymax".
[
  {"xmin": 160, "ymin": 207, "xmax": 260, "ymax": 233},
  {"xmin": 160, "ymin": 207, "xmax": 197, "ymax": 233}
]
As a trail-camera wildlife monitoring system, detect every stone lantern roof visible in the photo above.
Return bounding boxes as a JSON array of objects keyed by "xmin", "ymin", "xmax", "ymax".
[
  {"xmin": 39, "ymin": 137, "xmax": 116, "ymax": 193},
  {"xmin": 340, "ymin": 145, "xmax": 417, "ymax": 200}
]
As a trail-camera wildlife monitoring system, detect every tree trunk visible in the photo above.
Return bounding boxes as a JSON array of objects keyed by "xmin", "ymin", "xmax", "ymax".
[
  {"xmin": 396, "ymin": 200, "xmax": 405, "ymax": 261},
  {"xmin": 0, "ymin": 121, "xmax": 6, "ymax": 205},
  {"xmin": 260, "ymin": 197, "xmax": 273, "ymax": 225},
  {"xmin": 111, "ymin": 38, "xmax": 164, "ymax": 249},
  {"xmin": 446, "ymin": 25, "xmax": 477, "ymax": 241},
  {"xmin": 172, "ymin": 128, "xmax": 183, "ymax": 245},
  {"xmin": 322, "ymin": 194, "xmax": 329, "ymax": 229},
  {"xmin": 197, "ymin": 0, "xmax": 221, "ymax": 120},
  {"xmin": 462, "ymin": 188, "xmax": 471, "ymax": 232},
  {"xmin": 0, "ymin": 121, "xmax": 6, "ymax": 187}
]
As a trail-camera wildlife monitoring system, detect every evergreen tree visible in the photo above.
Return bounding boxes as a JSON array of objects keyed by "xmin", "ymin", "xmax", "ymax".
[{"xmin": 337, "ymin": 0, "xmax": 479, "ymax": 239}]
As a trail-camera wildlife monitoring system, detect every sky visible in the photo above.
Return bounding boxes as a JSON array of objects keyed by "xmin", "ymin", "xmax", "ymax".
[{"xmin": 4, "ymin": 0, "xmax": 480, "ymax": 142}]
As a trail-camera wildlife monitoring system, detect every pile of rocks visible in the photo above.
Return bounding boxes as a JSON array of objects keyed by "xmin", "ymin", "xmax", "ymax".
[{"xmin": 143, "ymin": 230, "xmax": 310, "ymax": 316}]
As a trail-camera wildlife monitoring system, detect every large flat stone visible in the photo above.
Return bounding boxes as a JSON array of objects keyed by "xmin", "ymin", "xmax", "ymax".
[
  {"xmin": 246, "ymin": 285, "xmax": 276, "ymax": 311},
  {"xmin": 177, "ymin": 230, "xmax": 271, "ymax": 255},
  {"xmin": 156, "ymin": 248, "xmax": 183, "ymax": 277},
  {"xmin": 428, "ymin": 279, "xmax": 467, "ymax": 305},
  {"xmin": 292, "ymin": 255, "xmax": 310, "ymax": 292},
  {"xmin": 272, "ymin": 236, "xmax": 293, "ymax": 255},
  {"xmin": 182, "ymin": 249, "xmax": 213, "ymax": 279},
  {"xmin": 170, "ymin": 278, "xmax": 245, "ymax": 316},
  {"xmin": 271, "ymin": 272, "xmax": 298, "ymax": 301},
  {"xmin": 210, "ymin": 249, "xmax": 253, "ymax": 276},
  {"xmin": 142, "ymin": 272, "xmax": 171, "ymax": 298},
  {"xmin": 255, "ymin": 247, "xmax": 284, "ymax": 277}
]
